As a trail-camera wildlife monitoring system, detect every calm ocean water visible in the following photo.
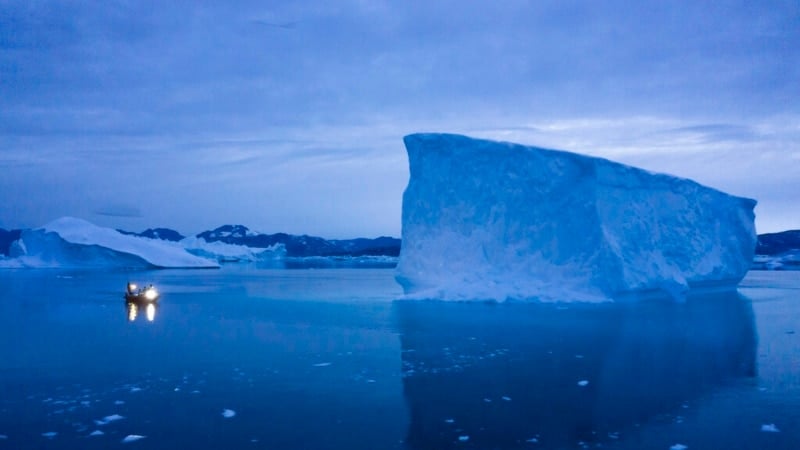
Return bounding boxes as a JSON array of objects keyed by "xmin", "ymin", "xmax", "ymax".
[{"xmin": 0, "ymin": 268, "xmax": 798, "ymax": 449}]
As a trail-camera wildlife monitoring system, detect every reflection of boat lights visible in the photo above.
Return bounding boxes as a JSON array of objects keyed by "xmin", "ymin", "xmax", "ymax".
[
  {"xmin": 146, "ymin": 303, "xmax": 156, "ymax": 322},
  {"xmin": 128, "ymin": 303, "xmax": 138, "ymax": 321},
  {"xmin": 144, "ymin": 288, "xmax": 158, "ymax": 301}
]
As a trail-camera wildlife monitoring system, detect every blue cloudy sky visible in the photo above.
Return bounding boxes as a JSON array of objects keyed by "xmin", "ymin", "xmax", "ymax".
[{"xmin": 1, "ymin": 0, "xmax": 798, "ymax": 237}]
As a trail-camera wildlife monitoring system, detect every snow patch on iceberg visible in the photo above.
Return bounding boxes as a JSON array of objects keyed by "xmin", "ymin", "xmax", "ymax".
[{"xmin": 396, "ymin": 133, "xmax": 757, "ymax": 301}]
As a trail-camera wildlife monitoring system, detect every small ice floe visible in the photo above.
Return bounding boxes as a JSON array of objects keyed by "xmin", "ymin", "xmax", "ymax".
[
  {"xmin": 312, "ymin": 362, "xmax": 332, "ymax": 367},
  {"xmin": 222, "ymin": 409, "xmax": 236, "ymax": 418},
  {"xmin": 607, "ymin": 431, "xmax": 619, "ymax": 439},
  {"xmin": 250, "ymin": 438, "xmax": 259, "ymax": 443},
  {"xmin": 577, "ymin": 380, "xmax": 589, "ymax": 387},
  {"xmin": 575, "ymin": 354, "xmax": 584, "ymax": 359},
  {"xmin": 95, "ymin": 414, "xmax": 125, "ymax": 426},
  {"xmin": 761, "ymin": 423, "xmax": 780, "ymax": 433},
  {"xmin": 444, "ymin": 419, "xmax": 455, "ymax": 424},
  {"xmin": 191, "ymin": 390, "xmax": 201, "ymax": 394},
  {"xmin": 89, "ymin": 430, "xmax": 105, "ymax": 437},
  {"xmin": 457, "ymin": 435, "xmax": 470, "ymax": 442},
  {"xmin": 669, "ymin": 444, "xmax": 688, "ymax": 450},
  {"xmin": 0, "ymin": 434, "xmax": 7, "ymax": 439},
  {"xmin": 121, "ymin": 434, "xmax": 146, "ymax": 443},
  {"xmin": 42, "ymin": 432, "xmax": 58, "ymax": 439},
  {"xmin": 525, "ymin": 437, "xmax": 539, "ymax": 443},
  {"xmin": 129, "ymin": 387, "xmax": 142, "ymax": 393},
  {"xmin": 173, "ymin": 387, "xmax": 180, "ymax": 392},
  {"xmin": 114, "ymin": 400, "xmax": 126, "ymax": 405},
  {"xmin": 501, "ymin": 396, "xmax": 512, "ymax": 401}
]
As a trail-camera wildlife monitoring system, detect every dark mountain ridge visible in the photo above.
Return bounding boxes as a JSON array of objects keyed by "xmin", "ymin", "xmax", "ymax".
[{"xmin": 755, "ymin": 230, "xmax": 800, "ymax": 255}]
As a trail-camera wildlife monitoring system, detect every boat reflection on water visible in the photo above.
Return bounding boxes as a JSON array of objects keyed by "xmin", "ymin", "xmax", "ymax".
[
  {"xmin": 126, "ymin": 300, "xmax": 157, "ymax": 322},
  {"xmin": 394, "ymin": 291, "xmax": 757, "ymax": 449}
]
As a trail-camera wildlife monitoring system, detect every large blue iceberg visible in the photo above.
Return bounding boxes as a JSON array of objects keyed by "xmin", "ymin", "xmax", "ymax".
[{"xmin": 396, "ymin": 133, "xmax": 757, "ymax": 301}]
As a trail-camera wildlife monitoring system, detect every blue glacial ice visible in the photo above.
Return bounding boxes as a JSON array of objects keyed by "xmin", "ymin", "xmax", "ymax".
[{"xmin": 396, "ymin": 133, "xmax": 757, "ymax": 301}]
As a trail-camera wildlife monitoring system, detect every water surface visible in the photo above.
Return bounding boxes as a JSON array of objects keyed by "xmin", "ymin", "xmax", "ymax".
[{"xmin": 0, "ymin": 268, "xmax": 798, "ymax": 449}]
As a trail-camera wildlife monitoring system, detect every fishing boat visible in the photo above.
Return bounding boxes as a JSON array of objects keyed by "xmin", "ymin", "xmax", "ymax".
[{"xmin": 125, "ymin": 282, "xmax": 160, "ymax": 302}]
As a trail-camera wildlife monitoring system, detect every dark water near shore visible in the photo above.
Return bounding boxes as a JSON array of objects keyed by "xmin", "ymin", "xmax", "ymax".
[{"xmin": 0, "ymin": 268, "xmax": 798, "ymax": 449}]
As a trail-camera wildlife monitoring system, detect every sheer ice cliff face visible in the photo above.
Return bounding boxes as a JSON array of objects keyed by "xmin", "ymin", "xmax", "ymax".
[
  {"xmin": 396, "ymin": 133, "xmax": 757, "ymax": 301},
  {"xmin": 7, "ymin": 217, "xmax": 219, "ymax": 269}
]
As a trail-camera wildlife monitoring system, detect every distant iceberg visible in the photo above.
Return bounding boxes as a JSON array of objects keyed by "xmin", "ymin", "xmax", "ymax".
[
  {"xmin": 396, "ymin": 133, "xmax": 757, "ymax": 301},
  {"xmin": 4, "ymin": 217, "xmax": 219, "ymax": 269}
]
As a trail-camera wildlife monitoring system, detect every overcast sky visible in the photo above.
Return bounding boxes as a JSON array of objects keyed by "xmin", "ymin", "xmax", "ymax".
[{"xmin": 1, "ymin": 0, "xmax": 798, "ymax": 238}]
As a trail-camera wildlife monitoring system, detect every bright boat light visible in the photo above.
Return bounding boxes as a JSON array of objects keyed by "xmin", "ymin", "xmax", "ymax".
[{"xmin": 144, "ymin": 288, "xmax": 158, "ymax": 301}]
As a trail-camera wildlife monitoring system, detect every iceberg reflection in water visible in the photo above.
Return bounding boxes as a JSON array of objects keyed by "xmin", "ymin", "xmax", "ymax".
[{"xmin": 395, "ymin": 292, "xmax": 757, "ymax": 449}]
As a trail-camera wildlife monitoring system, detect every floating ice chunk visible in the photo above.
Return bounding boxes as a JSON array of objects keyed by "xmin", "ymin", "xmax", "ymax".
[
  {"xmin": 526, "ymin": 437, "xmax": 538, "ymax": 443},
  {"xmin": 95, "ymin": 414, "xmax": 124, "ymax": 425},
  {"xmin": 222, "ymin": 409, "xmax": 236, "ymax": 418},
  {"xmin": 42, "ymin": 432, "xmax": 57, "ymax": 438},
  {"xmin": 458, "ymin": 435, "xmax": 470, "ymax": 442},
  {"xmin": 0, "ymin": 434, "xmax": 7, "ymax": 439},
  {"xmin": 501, "ymin": 396, "xmax": 512, "ymax": 401},
  {"xmin": 121, "ymin": 434, "xmax": 146, "ymax": 443},
  {"xmin": 670, "ymin": 444, "xmax": 688, "ymax": 450},
  {"xmin": 114, "ymin": 400, "xmax": 125, "ymax": 405},
  {"xmin": 89, "ymin": 430, "xmax": 104, "ymax": 437},
  {"xmin": 577, "ymin": 380, "xmax": 589, "ymax": 387},
  {"xmin": 396, "ymin": 133, "xmax": 756, "ymax": 302},
  {"xmin": 129, "ymin": 387, "xmax": 142, "ymax": 393},
  {"xmin": 761, "ymin": 424, "xmax": 780, "ymax": 432},
  {"xmin": 444, "ymin": 418, "xmax": 455, "ymax": 424},
  {"xmin": 313, "ymin": 362, "xmax": 332, "ymax": 367}
]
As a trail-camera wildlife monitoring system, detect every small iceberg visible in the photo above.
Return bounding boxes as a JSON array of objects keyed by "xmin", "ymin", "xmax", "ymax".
[
  {"xmin": 761, "ymin": 423, "xmax": 780, "ymax": 432},
  {"xmin": 121, "ymin": 434, "xmax": 146, "ymax": 443},
  {"xmin": 222, "ymin": 409, "xmax": 236, "ymax": 418}
]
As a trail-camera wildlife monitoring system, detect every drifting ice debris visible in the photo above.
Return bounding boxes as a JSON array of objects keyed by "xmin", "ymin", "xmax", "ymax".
[
  {"xmin": 42, "ymin": 432, "xmax": 57, "ymax": 438},
  {"xmin": 122, "ymin": 434, "xmax": 146, "ymax": 443},
  {"xmin": 577, "ymin": 380, "xmax": 589, "ymax": 387},
  {"xmin": 396, "ymin": 133, "xmax": 756, "ymax": 302},
  {"xmin": 89, "ymin": 430, "xmax": 104, "ymax": 436},
  {"xmin": 95, "ymin": 414, "xmax": 124, "ymax": 425},
  {"xmin": 760, "ymin": 423, "xmax": 780, "ymax": 432},
  {"xmin": 458, "ymin": 435, "xmax": 470, "ymax": 442},
  {"xmin": 670, "ymin": 444, "xmax": 688, "ymax": 450},
  {"xmin": 222, "ymin": 409, "xmax": 236, "ymax": 418},
  {"xmin": 313, "ymin": 362, "xmax": 332, "ymax": 367}
]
